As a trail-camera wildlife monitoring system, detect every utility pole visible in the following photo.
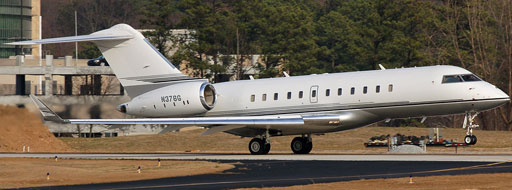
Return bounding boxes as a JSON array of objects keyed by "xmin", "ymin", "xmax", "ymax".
[
  {"xmin": 236, "ymin": 28, "xmax": 240, "ymax": 80},
  {"xmin": 75, "ymin": 10, "xmax": 78, "ymax": 64}
]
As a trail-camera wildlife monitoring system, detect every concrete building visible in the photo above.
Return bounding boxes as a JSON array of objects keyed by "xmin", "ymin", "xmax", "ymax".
[{"xmin": 0, "ymin": 0, "xmax": 40, "ymax": 58}]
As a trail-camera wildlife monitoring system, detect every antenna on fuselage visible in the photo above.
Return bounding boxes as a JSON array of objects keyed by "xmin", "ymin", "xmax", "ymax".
[
  {"xmin": 249, "ymin": 75, "xmax": 254, "ymax": 80},
  {"xmin": 283, "ymin": 71, "xmax": 290, "ymax": 77},
  {"xmin": 378, "ymin": 64, "xmax": 386, "ymax": 70}
]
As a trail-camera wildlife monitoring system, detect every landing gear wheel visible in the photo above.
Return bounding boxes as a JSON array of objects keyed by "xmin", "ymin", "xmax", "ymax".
[
  {"xmin": 262, "ymin": 144, "xmax": 271, "ymax": 154},
  {"xmin": 471, "ymin": 135, "xmax": 477, "ymax": 145},
  {"xmin": 249, "ymin": 138, "xmax": 270, "ymax": 155},
  {"xmin": 464, "ymin": 135, "xmax": 472, "ymax": 144},
  {"xmin": 291, "ymin": 137, "xmax": 312, "ymax": 154},
  {"xmin": 462, "ymin": 112, "xmax": 479, "ymax": 145},
  {"xmin": 464, "ymin": 135, "xmax": 478, "ymax": 145}
]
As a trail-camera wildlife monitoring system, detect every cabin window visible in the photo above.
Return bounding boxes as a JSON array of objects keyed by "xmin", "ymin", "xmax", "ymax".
[
  {"xmin": 442, "ymin": 75, "xmax": 463, "ymax": 83},
  {"xmin": 299, "ymin": 91, "xmax": 303, "ymax": 98},
  {"xmin": 461, "ymin": 74, "xmax": 481, "ymax": 82},
  {"xmin": 326, "ymin": 89, "xmax": 330, "ymax": 96},
  {"xmin": 287, "ymin": 92, "xmax": 292, "ymax": 99},
  {"xmin": 363, "ymin": 86, "xmax": 368, "ymax": 94},
  {"xmin": 376, "ymin": 85, "xmax": 380, "ymax": 93},
  {"xmin": 312, "ymin": 90, "xmax": 317, "ymax": 97},
  {"xmin": 274, "ymin": 93, "xmax": 279, "ymax": 100},
  {"xmin": 350, "ymin": 87, "xmax": 355, "ymax": 95},
  {"xmin": 388, "ymin": 84, "xmax": 393, "ymax": 92},
  {"xmin": 262, "ymin": 94, "xmax": 267, "ymax": 101},
  {"xmin": 338, "ymin": 88, "xmax": 342, "ymax": 96},
  {"xmin": 250, "ymin": 94, "xmax": 255, "ymax": 102}
]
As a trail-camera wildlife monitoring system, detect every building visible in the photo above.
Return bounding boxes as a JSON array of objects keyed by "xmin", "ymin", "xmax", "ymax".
[{"xmin": 0, "ymin": 0, "xmax": 40, "ymax": 58}]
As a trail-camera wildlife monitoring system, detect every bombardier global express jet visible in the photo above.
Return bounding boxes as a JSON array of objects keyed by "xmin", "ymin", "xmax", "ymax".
[{"xmin": 8, "ymin": 24, "xmax": 509, "ymax": 154}]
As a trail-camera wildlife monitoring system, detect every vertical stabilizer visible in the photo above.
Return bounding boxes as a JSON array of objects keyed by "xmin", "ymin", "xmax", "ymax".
[{"xmin": 6, "ymin": 24, "xmax": 196, "ymax": 98}]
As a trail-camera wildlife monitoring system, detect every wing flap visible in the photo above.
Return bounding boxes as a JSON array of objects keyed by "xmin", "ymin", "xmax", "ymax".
[
  {"xmin": 201, "ymin": 125, "xmax": 245, "ymax": 136},
  {"xmin": 5, "ymin": 34, "xmax": 132, "ymax": 45},
  {"xmin": 67, "ymin": 116, "xmax": 304, "ymax": 125}
]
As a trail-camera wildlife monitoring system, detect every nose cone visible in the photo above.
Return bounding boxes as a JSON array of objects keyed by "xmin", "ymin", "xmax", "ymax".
[
  {"xmin": 116, "ymin": 104, "xmax": 127, "ymax": 113},
  {"xmin": 492, "ymin": 86, "xmax": 510, "ymax": 105},
  {"xmin": 492, "ymin": 85, "xmax": 509, "ymax": 98}
]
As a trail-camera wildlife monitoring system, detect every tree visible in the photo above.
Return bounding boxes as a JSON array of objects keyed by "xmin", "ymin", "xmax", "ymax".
[
  {"xmin": 140, "ymin": 0, "xmax": 182, "ymax": 60},
  {"xmin": 174, "ymin": 0, "xmax": 235, "ymax": 82},
  {"xmin": 255, "ymin": 0, "xmax": 319, "ymax": 76},
  {"xmin": 56, "ymin": 0, "xmax": 141, "ymax": 58}
]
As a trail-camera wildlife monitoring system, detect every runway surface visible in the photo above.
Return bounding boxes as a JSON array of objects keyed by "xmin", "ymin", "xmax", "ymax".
[
  {"xmin": 2, "ymin": 153, "xmax": 512, "ymax": 162},
  {"xmin": 3, "ymin": 153, "xmax": 512, "ymax": 189}
]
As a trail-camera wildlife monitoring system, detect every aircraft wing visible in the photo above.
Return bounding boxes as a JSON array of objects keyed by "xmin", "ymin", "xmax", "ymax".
[{"xmin": 29, "ymin": 95, "xmax": 304, "ymax": 126}]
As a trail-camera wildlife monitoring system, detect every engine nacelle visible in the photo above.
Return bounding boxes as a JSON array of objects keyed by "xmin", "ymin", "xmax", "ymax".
[{"xmin": 117, "ymin": 81, "xmax": 217, "ymax": 117}]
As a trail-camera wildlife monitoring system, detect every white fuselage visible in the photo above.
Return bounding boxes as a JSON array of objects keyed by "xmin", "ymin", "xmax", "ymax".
[{"xmin": 122, "ymin": 65, "xmax": 509, "ymax": 136}]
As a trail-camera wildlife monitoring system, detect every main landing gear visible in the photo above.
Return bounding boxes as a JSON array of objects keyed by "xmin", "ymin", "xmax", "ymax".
[
  {"xmin": 249, "ymin": 131, "xmax": 271, "ymax": 155},
  {"xmin": 463, "ymin": 112, "xmax": 479, "ymax": 145},
  {"xmin": 249, "ymin": 137, "xmax": 271, "ymax": 155},
  {"xmin": 291, "ymin": 135, "xmax": 313, "ymax": 154},
  {"xmin": 248, "ymin": 133, "xmax": 314, "ymax": 155}
]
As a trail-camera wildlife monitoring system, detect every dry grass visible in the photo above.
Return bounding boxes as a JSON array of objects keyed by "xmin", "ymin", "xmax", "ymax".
[
  {"xmin": 0, "ymin": 105, "xmax": 71, "ymax": 152},
  {"xmin": 240, "ymin": 173, "xmax": 512, "ymax": 190},
  {"xmin": 0, "ymin": 158, "xmax": 233, "ymax": 189},
  {"xmin": 62, "ymin": 126, "xmax": 512, "ymax": 154}
]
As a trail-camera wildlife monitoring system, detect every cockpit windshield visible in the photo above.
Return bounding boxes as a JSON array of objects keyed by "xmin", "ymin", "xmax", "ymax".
[
  {"xmin": 442, "ymin": 74, "xmax": 481, "ymax": 83},
  {"xmin": 460, "ymin": 74, "xmax": 481, "ymax": 81}
]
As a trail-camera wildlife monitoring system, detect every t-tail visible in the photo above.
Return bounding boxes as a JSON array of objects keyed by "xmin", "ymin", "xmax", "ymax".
[{"xmin": 6, "ymin": 24, "xmax": 199, "ymax": 98}]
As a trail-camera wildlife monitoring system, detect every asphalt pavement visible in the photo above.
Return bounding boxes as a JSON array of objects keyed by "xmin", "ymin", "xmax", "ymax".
[
  {"xmin": 19, "ymin": 160, "xmax": 512, "ymax": 190},
  {"xmin": 2, "ymin": 153, "xmax": 510, "ymax": 190}
]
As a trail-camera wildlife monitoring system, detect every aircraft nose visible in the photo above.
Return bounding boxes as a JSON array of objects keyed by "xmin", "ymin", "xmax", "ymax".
[
  {"xmin": 492, "ymin": 86, "xmax": 510, "ymax": 105},
  {"xmin": 495, "ymin": 86, "xmax": 510, "ymax": 99}
]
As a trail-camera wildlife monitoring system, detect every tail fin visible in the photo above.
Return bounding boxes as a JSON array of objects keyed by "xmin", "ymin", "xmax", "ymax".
[{"xmin": 7, "ymin": 24, "xmax": 196, "ymax": 98}]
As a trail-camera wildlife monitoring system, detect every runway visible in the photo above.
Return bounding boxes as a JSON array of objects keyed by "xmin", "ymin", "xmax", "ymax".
[
  {"xmin": 2, "ymin": 153, "xmax": 512, "ymax": 162},
  {"xmin": 3, "ymin": 153, "xmax": 512, "ymax": 189}
]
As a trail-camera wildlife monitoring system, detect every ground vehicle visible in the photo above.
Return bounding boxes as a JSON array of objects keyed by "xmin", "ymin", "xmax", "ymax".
[{"xmin": 87, "ymin": 55, "xmax": 109, "ymax": 66}]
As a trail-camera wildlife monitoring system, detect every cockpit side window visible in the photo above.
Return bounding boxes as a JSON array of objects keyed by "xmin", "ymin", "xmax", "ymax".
[
  {"xmin": 461, "ymin": 74, "xmax": 481, "ymax": 82},
  {"xmin": 442, "ymin": 75, "xmax": 463, "ymax": 83}
]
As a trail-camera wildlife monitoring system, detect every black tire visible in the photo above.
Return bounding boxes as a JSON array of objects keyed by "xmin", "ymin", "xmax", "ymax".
[
  {"xmin": 304, "ymin": 141, "xmax": 313, "ymax": 154},
  {"xmin": 249, "ymin": 138, "xmax": 266, "ymax": 155},
  {"xmin": 262, "ymin": 143, "xmax": 271, "ymax": 154},
  {"xmin": 471, "ymin": 135, "xmax": 477, "ymax": 145},
  {"xmin": 464, "ymin": 135, "xmax": 472, "ymax": 145},
  {"xmin": 291, "ymin": 137, "xmax": 312, "ymax": 154}
]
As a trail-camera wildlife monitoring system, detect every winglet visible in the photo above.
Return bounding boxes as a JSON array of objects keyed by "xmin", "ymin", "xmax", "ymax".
[{"xmin": 29, "ymin": 95, "xmax": 69, "ymax": 123}]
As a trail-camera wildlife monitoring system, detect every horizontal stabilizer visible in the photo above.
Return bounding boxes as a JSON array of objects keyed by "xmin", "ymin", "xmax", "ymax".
[{"xmin": 5, "ymin": 34, "xmax": 132, "ymax": 45}]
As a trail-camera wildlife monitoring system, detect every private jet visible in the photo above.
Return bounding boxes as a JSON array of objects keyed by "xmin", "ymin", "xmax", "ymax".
[{"xmin": 8, "ymin": 24, "xmax": 509, "ymax": 154}]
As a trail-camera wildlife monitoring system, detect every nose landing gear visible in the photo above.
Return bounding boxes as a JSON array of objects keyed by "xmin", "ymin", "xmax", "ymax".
[{"xmin": 463, "ymin": 112, "xmax": 479, "ymax": 145}]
